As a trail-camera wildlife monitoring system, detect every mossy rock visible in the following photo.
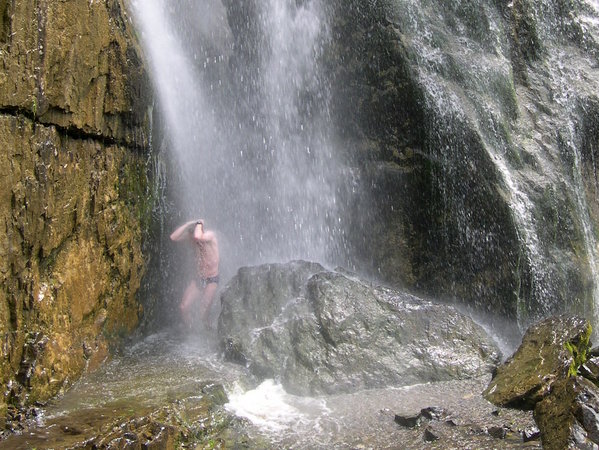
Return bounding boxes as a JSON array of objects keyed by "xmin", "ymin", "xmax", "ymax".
[
  {"xmin": 534, "ymin": 376, "xmax": 599, "ymax": 450},
  {"xmin": 484, "ymin": 315, "xmax": 592, "ymax": 409}
]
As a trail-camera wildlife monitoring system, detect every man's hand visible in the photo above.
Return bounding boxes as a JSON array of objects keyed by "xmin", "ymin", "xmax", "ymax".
[{"xmin": 171, "ymin": 219, "xmax": 202, "ymax": 242}]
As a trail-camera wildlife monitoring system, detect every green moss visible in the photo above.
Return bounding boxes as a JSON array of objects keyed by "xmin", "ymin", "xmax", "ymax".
[
  {"xmin": 117, "ymin": 154, "xmax": 154, "ymax": 237},
  {"xmin": 564, "ymin": 323, "xmax": 592, "ymax": 377}
]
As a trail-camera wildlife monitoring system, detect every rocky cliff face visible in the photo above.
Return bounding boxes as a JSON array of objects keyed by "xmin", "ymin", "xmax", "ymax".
[
  {"xmin": 0, "ymin": 0, "xmax": 151, "ymax": 422},
  {"xmin": 323, "ymin": 0, "xmax": 599, "ymax": 329}
]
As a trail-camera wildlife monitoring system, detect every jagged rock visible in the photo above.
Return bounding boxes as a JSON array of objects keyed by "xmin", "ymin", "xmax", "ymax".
[
  {"xmin": 534, "ymin": 376, "xmax": 599, "ymax": 450},
  {"xmin": 581, "ymin": 357, "xmax": 599, "ymax": 384},
  {"xmin": 0, "ymin": 0, "xmax": 150, "ymax": 144},
  {"xmin": 483, "ymin": 315, "xmax": 592, "ymax": 409},
  {"xmin": 322, "ymin": 0, "xmax": 599, "ymax": 329},
  {"xmin": 218, "ymin": 261, "xmax": 501, "ymax": 395}
]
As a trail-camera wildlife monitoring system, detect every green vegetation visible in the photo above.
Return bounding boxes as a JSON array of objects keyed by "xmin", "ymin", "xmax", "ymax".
[
  {"xmin": 564, "ymin": 323, "xmax": 592, "ymax": 377},
  {"xmin": 117, "ymin": 153, "xmax": 155, "ymax": 238}
]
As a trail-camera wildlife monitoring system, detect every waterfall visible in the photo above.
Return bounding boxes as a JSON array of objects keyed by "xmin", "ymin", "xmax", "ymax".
[
  {"xmin": 534, "ymin": 0, "xmax": 599, "ymax": 326},
  {"xmin": 129, "ymin": 0, "xmax": 599, "ymax": 331},
  {"xmin": 391, "ymin": 0, "xmax": 599, "ymax": 329},
  {"xmin": 129, "ymin": 0, "xmax": 344, "ymax": 278},
  {"xmin": 397, "ymin": 0, "xmax": 558, "ymax": 324}
]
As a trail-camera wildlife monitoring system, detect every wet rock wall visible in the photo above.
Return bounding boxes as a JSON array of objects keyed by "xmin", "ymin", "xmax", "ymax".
[
  {"xmin": 323, "ymin": 0, "xmax": 599, "ymax": 330},
  {"xmin": 0, "ymin": 0, "xmax": 151, "ymax": 422}
]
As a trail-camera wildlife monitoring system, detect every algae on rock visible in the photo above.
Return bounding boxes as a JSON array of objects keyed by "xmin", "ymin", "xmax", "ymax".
[
  {"xmin": 483, "ymin": 315, "xmax": 592, "ymax": 409},
  {"xmin": 0, "ymin": 0, "xmax": 152, "ymax": 423}
]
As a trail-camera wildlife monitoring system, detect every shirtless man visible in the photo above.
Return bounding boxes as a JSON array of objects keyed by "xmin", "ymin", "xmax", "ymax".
[{"xmin": 170, "ymin": 219, "xmax": 219, "ymax": 328}]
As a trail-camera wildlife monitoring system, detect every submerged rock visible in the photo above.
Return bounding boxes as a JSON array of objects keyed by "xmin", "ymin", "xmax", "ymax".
[
  {"xmin": 483, "ymin": 315, "xmax": 592, "ymax": 409},
  {"xmin": 0, "ymin": 380, "xmax": 238, "ymax": 449},
  {"xmin": 218, "ymin": 261, "xmax": 501, "ymax": 395}
]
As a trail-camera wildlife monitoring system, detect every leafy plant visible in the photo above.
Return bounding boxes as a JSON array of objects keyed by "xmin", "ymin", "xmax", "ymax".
[{"xmin": 564, "ymin": 323, "xmax": 592, "ymax": 377}]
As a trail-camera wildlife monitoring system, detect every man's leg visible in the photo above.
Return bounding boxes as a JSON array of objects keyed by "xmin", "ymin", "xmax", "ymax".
[
  {"xmin": 199, "ymin": 282, "xmax": 218, "ymax": 327},
  {"xmin": 180, "ymin": 281, "xmax": 201, "ymax": 327}
]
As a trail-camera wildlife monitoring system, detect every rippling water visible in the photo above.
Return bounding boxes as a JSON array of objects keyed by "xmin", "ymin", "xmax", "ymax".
[{"xmin": 0, "ymin": 330, "xmax": 539, "ymax": 449}]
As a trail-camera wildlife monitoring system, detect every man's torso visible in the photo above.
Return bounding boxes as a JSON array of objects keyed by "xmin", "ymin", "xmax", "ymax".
[{"xmin": 195, "ymin": 238, "xmax": 219, "ymax": 278}]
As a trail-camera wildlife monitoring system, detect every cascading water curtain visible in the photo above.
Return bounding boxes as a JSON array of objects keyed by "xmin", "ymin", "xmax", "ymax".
[
  {"xmin": 258, "ymin": 0, "xmax": 341, "ymax": 263},
  {"xmin": 129, "ymin": 0, "xmax": 345, "ymax": 275}
]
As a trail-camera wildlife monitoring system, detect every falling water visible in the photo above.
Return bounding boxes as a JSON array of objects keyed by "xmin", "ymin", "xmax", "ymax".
[
  {"xmin": 398, "ymin": 0, "xmax": 554, "ymax": 325},
  {"xmin": 129, "ymin": 0, "xmax": 343, "ymax": 277},
  {"xmin": 394, "ymin": 0, "xmax": 599, "ymax": 328},
  {"xmin": 506, "ymin": 0, "xmax": 599, "ymax": 325},
  {"xmin": 535, "ymin": 0, "xmax": 599, "ymax": 326}
]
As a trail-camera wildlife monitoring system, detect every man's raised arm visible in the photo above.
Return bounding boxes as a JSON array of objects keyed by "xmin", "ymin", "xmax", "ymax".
[{"xmin": 170, "ymin": 220, "xmax": 198, "ymax": 241}]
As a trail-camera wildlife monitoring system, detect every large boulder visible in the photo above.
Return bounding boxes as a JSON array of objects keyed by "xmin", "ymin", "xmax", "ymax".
[
  {"xmin": 218, "ymin": 261, "xmax": 501, "ymax": 396},
  {"xmin": 483, "ymin": 315, "xmax": 599, "ymax": 449},
  {"xmin": 483, "ymin": 315, "xmax": 592, "ymax": 409},
  {"xmin": 534, "ymin": 376, "xmax": 599, "ymax": 450}
]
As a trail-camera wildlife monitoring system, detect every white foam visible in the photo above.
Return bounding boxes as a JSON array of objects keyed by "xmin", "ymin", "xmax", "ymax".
[{"xmin": 225, "ymin": 380, "xmax": 329, "ymax": 435}]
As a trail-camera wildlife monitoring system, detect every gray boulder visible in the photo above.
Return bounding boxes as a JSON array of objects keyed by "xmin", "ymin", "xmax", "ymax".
[{"xmin": 218, "ymin": 261, "xmax": 501, "ymax": 395}]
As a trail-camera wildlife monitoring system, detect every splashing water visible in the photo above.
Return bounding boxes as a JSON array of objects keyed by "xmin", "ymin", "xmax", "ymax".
[{"xmin": 225, "ymin": 379, "xmax": 330, "ymax": 435}]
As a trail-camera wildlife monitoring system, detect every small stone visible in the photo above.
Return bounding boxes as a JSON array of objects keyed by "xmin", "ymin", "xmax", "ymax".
[
  {"xmin": 423, "ymin": 426, "xmax": 440, "ymax": 442},
  {"xmin": 522, "ymin": 426, "xmax": 541, "ymax": 442},
  {"xmin": 420, "ymin": 406, "xmax": 447, "ymax": 420},
  {"xmin": 394, "ymin": 413, "xmax": 421, "ymax": 428},
  {"xmin": 488, "ymin": 426, "xmax": 507, "ymax": 439}
]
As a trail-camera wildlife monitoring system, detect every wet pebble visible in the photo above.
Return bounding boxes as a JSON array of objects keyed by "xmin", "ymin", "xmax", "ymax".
[
  {"xmin": 423, "ymin": 426, "xmax": 440, "ymax": 442},
  {"xmin": 394, "ymin": 412, "xmax": 421, "ymax": 428},
  {"xmin": 522, "ymin": 426, "xmax": 541, "ymax": 442},
  {"xmin": 488, "ymin": 425, "xmax": 507, "ymax": 439}
]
